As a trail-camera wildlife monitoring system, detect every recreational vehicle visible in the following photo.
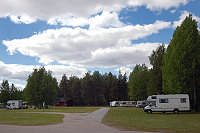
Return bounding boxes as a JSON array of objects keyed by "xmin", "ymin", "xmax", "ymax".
[
  {"xmin": 144, "ymin": 94, "xmax": 190, "ymax": 114},
  {"xmin": 110, "ymin": 101, "xmax": 121, "ymax": 107},
  {"xmin": 120, "ymin": 101, "xmax": 136, "ymax": 107},
  {"xmin": 7, "ymin": 100, "xmax": 23, "ymax": 109},
  {"xmin": 136, "ymin": 100, "xmax": 150, "ymax": 108}
]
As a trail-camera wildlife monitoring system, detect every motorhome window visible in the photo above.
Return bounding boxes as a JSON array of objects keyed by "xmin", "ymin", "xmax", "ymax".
[
  {"xmin": 159, "ymin": 99, "xmax": 168, "ymax": 103},
  {"xmin": 7, "ymin": 103, "xmax": 11, "ymax": 106},
  {"xmin": 180, "ymin": 98, "xmax": 186, "ymax": 103},
  {"xmin": 116, "ymin": 102, "xmax": 119, "ymax": 104},
  {"xmin": 122, "ymin": 102, "xmax": 126, "ymax": 104},
  {"xmin": 12, "ymin": 103, "xmax": 15, "ymax": 105},
  {"xmin": 152, "ymin": 96, "xmax": 157, "ymax": 99}
]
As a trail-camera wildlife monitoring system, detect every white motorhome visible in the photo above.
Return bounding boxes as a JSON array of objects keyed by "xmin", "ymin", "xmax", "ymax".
[
  {"xmin": 144, "ymin": 94, "xmax": 190, "ymax": 114},
  {"xmin": 136, "ymin": 100, "xmax": 150, "ymax": 108},
  {"xmin": 7, "ymin": 100, "xmax": 23, "ymax": 109},
  {"xmin": 120, "ymin": 101, "xmax": 136, "ymax": 107},
  {"xmin": 110, "ymin": 101, "xmax": 121, "ymax": 107}
]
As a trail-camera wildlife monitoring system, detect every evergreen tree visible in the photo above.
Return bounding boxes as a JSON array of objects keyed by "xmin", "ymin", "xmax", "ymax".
[
  {"xmin": 128, "ymin": 64, "xmax": 149, "ymax": 101},
  {"xmin": 59, "ymin": 74, "xmax": 69, "ymax": 99},
  {"xmin": 162, "ymin": 14, "xmax": 200, "ymax": 111},
  {"xmin": 0, "ymin": 80, "xmax": 10, "ymax": 104},
  {"xmin": 148, "ymin": 44, "xmax": 166, "ymax": 95},
  {"xmin": 117, "ymin": 71, "xmax": 129, "ymax": 100}
]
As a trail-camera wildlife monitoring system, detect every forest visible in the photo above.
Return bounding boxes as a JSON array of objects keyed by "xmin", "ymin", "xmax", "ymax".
[{"xmin": 0, "ymin": 15, "xmax": 200, "ymax": 111}]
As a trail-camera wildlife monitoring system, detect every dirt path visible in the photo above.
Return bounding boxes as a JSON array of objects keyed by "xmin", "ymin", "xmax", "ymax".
[{"xmin": 0, "ymin": 108, "xmax": 157, "ymax": 133}]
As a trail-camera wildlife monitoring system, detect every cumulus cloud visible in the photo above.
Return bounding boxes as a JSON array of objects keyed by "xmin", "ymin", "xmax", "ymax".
[
  {"xmin": 128, "ymin": 0, "xmax": 189, "ymax": 11},
  {"xmin": 115, "ymin": 67, "xmax": 132, "ymax": 77},
  {"xmin": 0, "ymin": 0, "xmax": 189, "ymax": 25},
  {"xmin": 83, "ymin": 43, "xmax": 162, "ymax": 68},
  {"xmin": 0, "ymin": 61, "xmax": 87, "ymax": 82},
  {"xmin": 173, "ymin": 10, "xmax": 200, "ymax": 28},
  {"xmin": 3, "ymin": 20, "xmax": 170, "ymax": 67}
]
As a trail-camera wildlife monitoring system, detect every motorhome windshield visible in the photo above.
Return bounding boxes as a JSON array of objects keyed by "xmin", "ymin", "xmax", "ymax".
[
  {"xmin": 7, "ymin": 103, "xmax": 11, "ymax": 106},
  {"xmin": 149, "ymin": 101, "xmax": 156, "ymax": 106}
]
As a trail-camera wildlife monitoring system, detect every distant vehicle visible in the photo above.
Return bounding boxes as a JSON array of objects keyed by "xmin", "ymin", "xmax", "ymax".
[
  {"xmin": 120, "ymin": 101, "xmax": 136, "ymax": 107},
  {"xmin": 136, "ymin": 100, "xmax": 149, "ymax": 108},
  {"xmin": 110, "ymin": 101, "xmax": 121, "ymax": 107},
  {"xmin": 7, "ymin": 100, "xmax": 23, "ymax": 109},
  {"xmin": 22, "ymin": 101, "xmax": 28, "ymax": 109},
  {"xmin": 144, "ymin": 94, "xmax": 190, "ymax": 114}
]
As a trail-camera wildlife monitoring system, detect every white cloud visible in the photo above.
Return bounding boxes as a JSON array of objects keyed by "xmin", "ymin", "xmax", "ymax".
[
  {"xmin": 84, "ymin": 43, "xmax": 162, "ymax": 68},
  {"xmin": 89, "ymin": 11, "xmax": 124, "ymax": 29},
  {"xmin": 129, "ymin": 0, "xmax": 189, "ymax": 11},
  {"xmin": 10, "ymin": 15, "xmax": 36, "ymax": 24},
  {"xmin": 0, "ymin": 61, "xmax": 87, "ymax": 83},
  {"xmin": 0, "ymin": 0, "xmax": 190, "ymax": 25},
  {"xmin": 170, "ymin": 10, "xmax": 176, "ymax": 14},
  {"xmin": 115, "ymin": 67, "xmax": 132, "ymax": 77},
  {"xmin": 3, "ymin": 20, "xmax": 171, "ymax": 67},
  {"xmin": 173, "ymin": 10, "xmax": 200, "ymax": 28}
]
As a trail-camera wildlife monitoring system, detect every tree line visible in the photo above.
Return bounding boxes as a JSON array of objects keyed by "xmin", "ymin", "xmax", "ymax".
[
  {"xmin": 0, "ymin": 15, "xmax": 199, "ymax": 111},
  {"xmin": 0, "ymin": 80, "xmax": 23, "ymax": 105}
]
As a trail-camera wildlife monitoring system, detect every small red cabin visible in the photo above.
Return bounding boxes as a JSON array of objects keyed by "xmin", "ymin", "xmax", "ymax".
[{"xmin": 55, "ymin": 98, "xmax": 73, "ymax": 106}]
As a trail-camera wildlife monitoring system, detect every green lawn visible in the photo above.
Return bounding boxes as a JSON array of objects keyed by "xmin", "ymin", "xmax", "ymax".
[
  {"xmin": 0, "ymin": 111, "xmax": 63, "ymax": 126},
  {"xmin": 103, "ymin": 107, "xmax": 200, "ymax": 133},
  {"xmin": 0, "ymin": 106, "xmax": 100, "ymax": 126}
]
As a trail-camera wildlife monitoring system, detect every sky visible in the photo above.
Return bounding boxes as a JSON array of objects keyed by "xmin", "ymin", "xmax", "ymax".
[{"xmin": 0, "ymin": 0, "xmax": 200, "ymax": 90}]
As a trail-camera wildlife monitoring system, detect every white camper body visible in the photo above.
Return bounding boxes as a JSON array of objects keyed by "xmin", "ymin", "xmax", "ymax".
[
  {"xmin": 110, "ymin": 101, "xmax": 121, "ymax": 107},
  {"xmin": 144, "ymin": 94, "xmax": 190, "ymax": 114},
  {"xmin": 120, "ymin": 101, "xmax": 136, "ymax": 107},
  {"xmin": 7, "ymin": 100, "xmax": 23, "ymax": 109}
]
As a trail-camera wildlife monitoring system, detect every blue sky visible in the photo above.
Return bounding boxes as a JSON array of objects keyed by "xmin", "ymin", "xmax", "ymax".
[{"xmin": 0, "ymin": 0, "xmax": 199, "ymax": 90}]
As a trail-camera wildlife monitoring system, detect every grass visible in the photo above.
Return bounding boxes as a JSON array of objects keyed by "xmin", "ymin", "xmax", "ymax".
[
  {"xmin": 0, "ymin": 106, "xmax": 100, "ymax": 126},
  {"xmin": 103, "ymin": 107, "xmax": 200, "ymax": 133},
  {"xmin": 0, "ymin": 110, "xmax": 64, "ymax": 126}
]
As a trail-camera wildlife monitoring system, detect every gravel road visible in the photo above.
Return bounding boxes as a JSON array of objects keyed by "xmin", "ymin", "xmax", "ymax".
[{"xmin": 0, "ymin": 107, "xmax": 158, "ymax": 133}]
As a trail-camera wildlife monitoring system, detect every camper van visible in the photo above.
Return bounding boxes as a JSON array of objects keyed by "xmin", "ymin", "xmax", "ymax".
[
  {"xmin": 136, "ymin": 100, "xmax": 150, "ymax": 108},
  {"xmin": 120, "ymin": 101, "xmax": 136, "ymax": 107},
  {"xmin": 144, "ymin": 94, "xmax": 190, "ymax": 114},
  {"xmin": 7, "ymin": 100, "xmax": 23, "ymax": 109},
  {"xmin": 110, "ymin": 101, "xmax": 121, "ymax": 107}
]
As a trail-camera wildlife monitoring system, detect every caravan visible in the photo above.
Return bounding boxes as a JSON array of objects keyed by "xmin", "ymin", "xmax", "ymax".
[
  {"xmin": 110, "ymin": 101, "xmax": 121, "ymax": 107},
  {"xmin": 120, "ymin": 101, "xmax": 136, "ymax": 107},
  {"xmin": 7, "ymin": 100, "xmax": 23, "ymax": 109},
  {"xmin": 144, "ymin": 94, "xmax": 190, "ymax": 114}
]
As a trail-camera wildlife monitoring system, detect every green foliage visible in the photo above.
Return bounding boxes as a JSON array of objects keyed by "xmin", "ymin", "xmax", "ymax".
[
  {"xmin": 0, "ymin": 80, "xmax": 23, "ymax": 104},
  {"xmin": 57, "ymin": 70, "xmax": 129, "ymax": 106},
  {"xmin": 162, "ymin": 14, "xmax": 200, "ymax": 110},
  {"xmin": 24, "ymin": 67, "xmax": 58, "ymax": 107},
  {"xmin": 128, "ymin": 64, "xmax": 149, "ymax": 100},
  {"xmin": 148, "ymin": 44, "xmax": 166, "ymax": 95}
]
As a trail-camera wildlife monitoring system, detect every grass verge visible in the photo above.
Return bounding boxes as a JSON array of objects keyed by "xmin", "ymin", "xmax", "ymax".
[
  {"xmin": 0, "ymin": 106, "xmax": 100, "ymax": 126},
  {"xmin": 103, "ymin": 107, "xmax": 200, "ymax": 133},
  {"xmin": 0, "ymin": 111, "xmax": 63, "ymax": 126}
]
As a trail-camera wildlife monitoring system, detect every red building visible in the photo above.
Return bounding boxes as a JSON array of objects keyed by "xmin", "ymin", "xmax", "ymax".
[{"xmin": 54, "ymin": 98, "xmax": 73, "ymax": 106}]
